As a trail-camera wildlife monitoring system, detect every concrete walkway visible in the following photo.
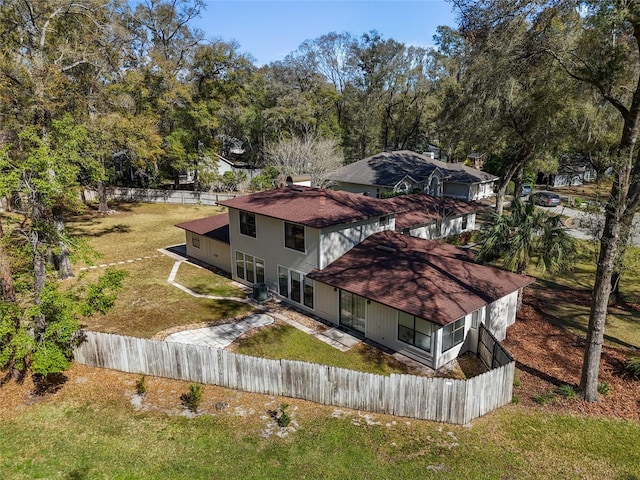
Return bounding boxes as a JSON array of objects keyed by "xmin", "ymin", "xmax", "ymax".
[
  {"xmin": 161, "ymin": 254, "xmax": 361, "ymax": 352},
  {"xmin": 165, "ymin": 314, "xmax": 274, "ymax": 348}
]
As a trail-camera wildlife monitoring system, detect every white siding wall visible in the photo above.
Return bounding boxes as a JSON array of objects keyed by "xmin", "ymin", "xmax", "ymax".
[
  {"xmin": 227, "ymin": 209, "xmax": 320, "ymax": 290},
  {"xmin": 486, "ymin": 290, "xmax": 519, "ymax": 340},
  {"xmin": 319, "ymin": 217, "xmax": 395, "ymax": 269},
  {"xmin": 184, "ymin": 231, "xmax": 231, "ymax": 272},
  {"xmin": 314, "ymin": 283, "xmax": 339, "ymax": 325},
  {"xmin": 407, "ymin": 213, "xmax": 476, "ymax": 240}
]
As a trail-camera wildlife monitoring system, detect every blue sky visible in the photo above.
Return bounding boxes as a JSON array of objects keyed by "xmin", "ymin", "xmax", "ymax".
[{"xmin": 193, "ymin": 1, "xmax": 457, "ymax": 66}]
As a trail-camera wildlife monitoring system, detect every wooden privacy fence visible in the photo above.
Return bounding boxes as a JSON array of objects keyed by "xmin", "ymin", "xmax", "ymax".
[
  {"xmin": 73, "ymin": 331, "xmax": 514, "ymax": 424},
  {"xmin": 83, "ymin": 187, "xmax": 241, "ymax": 207},
  {"xmin": 478, "ymin": 324, "xmax": 513, "ymax": 370}
]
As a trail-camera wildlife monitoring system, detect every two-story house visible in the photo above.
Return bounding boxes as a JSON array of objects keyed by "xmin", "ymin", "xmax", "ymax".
[{"xmin": 176, "ymin": 185, "xmax": 532, "ymax": 369}]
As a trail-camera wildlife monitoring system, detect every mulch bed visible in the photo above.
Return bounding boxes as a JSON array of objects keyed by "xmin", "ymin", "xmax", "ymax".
[{"xmin": 503, "ymin": 289, "xmax": 640, "ymax": 420}]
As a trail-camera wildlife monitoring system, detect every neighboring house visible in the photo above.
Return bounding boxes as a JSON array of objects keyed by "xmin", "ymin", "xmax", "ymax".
[
  {"xmin": 181, "ymin": 153, "xmax": 259, "ymax": 185},
  {"xmin": 177, "ymin": 186, "xmax": 532, "ymax": 370},
  {"xmin": 326, "ymin": 150, "xmax": 497, "ymax": 201},
  {"xmin": 537, "ymin": 158, "xmax": 597, "ymax": 188}
]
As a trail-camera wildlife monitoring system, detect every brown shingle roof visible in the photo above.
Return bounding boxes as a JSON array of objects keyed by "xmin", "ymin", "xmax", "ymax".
[
  {"xmin": 384, "ymin": 194, "xmax": 480, "ymax": 229},
  {"xmin": 218, "ymin": 186, "xmax": 397, "ymax": 229},
  {"xmin": 307, "ymin": 231, "xmax": 533, "ymax": 326},
  {"xmin": 175, "ymin": 213, "xmax": 230, "ymax": 244}
]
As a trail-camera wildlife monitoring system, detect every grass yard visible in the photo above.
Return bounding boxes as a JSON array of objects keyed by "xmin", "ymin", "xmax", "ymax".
[
  {"xmin": 173, "ymin": 261, "xmax": 247, "ymax": 298},
  {"xmin": 230, "ymin": 324, "xmax": 420, "ymax": 376},
  {"xmin": 0, "ymin": 365, "xmax": 638, "ymax": 480},
  {"xmin": 66, "ymin": 203, "xmax": 254, "ymax": 338}
]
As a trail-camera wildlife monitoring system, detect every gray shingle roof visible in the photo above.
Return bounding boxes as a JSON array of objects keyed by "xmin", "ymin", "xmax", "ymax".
[{"xmin": 326, "ymin": 150, "xmax": 497, "ymax": 187}]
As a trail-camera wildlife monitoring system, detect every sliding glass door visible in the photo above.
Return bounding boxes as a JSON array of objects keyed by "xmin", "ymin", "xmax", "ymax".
[{"xmin": 339, "ymin": 290, "xmax": 366, "ymax": 334}]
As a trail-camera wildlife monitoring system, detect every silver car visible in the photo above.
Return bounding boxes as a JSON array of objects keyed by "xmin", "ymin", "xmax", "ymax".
[{"xmin": 531, "ymin": 192, "xmax": 561, "ymax": 207}]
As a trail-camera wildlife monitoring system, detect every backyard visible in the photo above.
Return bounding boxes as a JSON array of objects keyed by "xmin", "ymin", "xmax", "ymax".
[{"xmin": 1, "ymin": 201, "xmax": 639, "ymax": 478}]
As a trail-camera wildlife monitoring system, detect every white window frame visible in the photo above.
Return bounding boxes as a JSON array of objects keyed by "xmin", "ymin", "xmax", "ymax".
[
  {"xmin": 277, "ymin": 265, "xmax": 314, "ymax": 309},
  {"xmin": 441, "ymin": 317, "xmax": 466, "ymax": 353},
  {"xmin": 235, "ymin": 251, "xmax": 264, "ymax": 284}
]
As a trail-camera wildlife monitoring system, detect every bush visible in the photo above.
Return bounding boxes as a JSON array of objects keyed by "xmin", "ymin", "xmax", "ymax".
[
  {"xmin": 597, "ymin": 382, "xmax": 612, "ymax": 396},
  {"xmin": 271, "ymin": 403, "xmax": 291, "ymax": 428},
  {"xmin": 532, "ymin": 391, "xmax": 556, "ymax": 405},
  {"xmin": 135, "ymin": 375, "xmax": 147, "ymax": 396},
  {"xmin": 556, "ymin": 384, "xmax": 579, "ymax": 399},
  {"xmin": 181, "ymin": 384, "xmax": 203, "ymax": 413},
  {"xmin": 624, "ymin": 356, "xmax": 640, "ymax": 379}
]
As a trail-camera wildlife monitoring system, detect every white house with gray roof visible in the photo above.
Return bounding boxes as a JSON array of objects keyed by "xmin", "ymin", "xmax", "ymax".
[{"xmin": 326, "ymin": 150, "xmax": 497, "ymax": 201}]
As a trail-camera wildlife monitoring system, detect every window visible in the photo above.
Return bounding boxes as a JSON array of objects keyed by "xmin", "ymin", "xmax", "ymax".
[
  {"xmin": 379, "ymin": 215, "xmax": 389, "ymax": 227},
  {"xmin": 240, "ymin": 211, "xmax": 256, "ymax": 238},
  {"xmin": 340, "ymin": 290, "xmax": 366, "ymax": 334},
  {"xmin": 461, "ymin": 215, "xmax": 468, "ymax": 230},
  {"xmin": 192, "ymin": 234, "xmax": 200, "ymax": 249},
  {"xmin": 285, "ymin": 222, "xmax": 305, "ymax": 252},
  {"xmin": 398, "ymin": 312, "xmax": 433, "ymax": 353},
  {"xmin": 235, "ymin": 251, "xmax": 264, "ymax": 283},
  {"xmin": 441, "ymin": 318, "xmax": 466, "ymax": 352},
  {"xmin": 278, "ymin": 266, "xmax": 314, "ymax": 309},
  {"xmin": 303, "ymin": 277, "xmax": 314, "ymax": 309}
]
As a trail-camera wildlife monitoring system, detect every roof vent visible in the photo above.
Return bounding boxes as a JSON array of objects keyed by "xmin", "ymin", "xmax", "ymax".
[
  {"xmin": 290, "ymin": 186, "xmax": 305, "ymax": 192},
  {"xmin": 375, "ymin": 245, "xmax": 397, "ymax": 253}
]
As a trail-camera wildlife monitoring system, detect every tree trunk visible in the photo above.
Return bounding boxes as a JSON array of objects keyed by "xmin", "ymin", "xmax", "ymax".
[
  {"xmin": 97, "ymin": 181, "xmax": 109, "ymax": 213},
  {"xmin": 0, "ymin": 219, "xmax": 16, "ymax": 303},
  {"xmin": 494, "ymin": 161, "xmax": 522, "ymax": 215},
  {"xmin": 52, "ymin": 206, "xmax": 73, "ymax": 279}
]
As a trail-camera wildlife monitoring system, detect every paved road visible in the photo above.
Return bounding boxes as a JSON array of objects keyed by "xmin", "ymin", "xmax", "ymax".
[{"xmin": 544, "ymin": 205, "xmax": 640, "ymax": 246}]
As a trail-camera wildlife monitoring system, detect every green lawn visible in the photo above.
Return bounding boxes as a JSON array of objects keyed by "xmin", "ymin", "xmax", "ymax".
[
  {"xmin": 0, "ymin": 388, "xmax": 638, "ymax": 480},
  {"xmin": 231, "ymin": 324, "xmax": 420, "ymax": 376},
  {"xmin": 173, "ymin": 261, "xmax": 247, "ymax": 298}
]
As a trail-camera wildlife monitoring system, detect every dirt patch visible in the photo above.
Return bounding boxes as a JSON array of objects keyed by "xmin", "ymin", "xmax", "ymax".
[{"xmin": 504, "ymin": 289, "xmax": 640, "ymax": 420}]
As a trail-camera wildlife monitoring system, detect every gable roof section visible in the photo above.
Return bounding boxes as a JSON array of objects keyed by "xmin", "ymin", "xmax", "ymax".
[
  {"xmin": 326, "ymin": 150, "xmax": 497, "ymax": 187},
  {"xmin": 307, "ymin": 230, "xmax": 533, "ymax": 326},
  {"xmin": 218, "ymin": 186, "xmax": 397, "ymax": 229},
  {"xmin": 175, "ymin": 213, "xmax": 230, "ymax": 244},
  {"xmin": 384, "ymin": 194, "xmax": 480, "ymax": 229}
]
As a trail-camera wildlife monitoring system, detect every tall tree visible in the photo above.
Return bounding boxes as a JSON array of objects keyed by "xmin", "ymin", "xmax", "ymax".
[{"xmin": 455, "ymin": 0, "xmax": 640, "ymax": 401}]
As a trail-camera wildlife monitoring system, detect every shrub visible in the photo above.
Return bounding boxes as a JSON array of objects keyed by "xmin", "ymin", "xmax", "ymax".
[
  {"xmin": 271, "ymin": 403, "xmax": 291, "ymax": 428},
  {"xmin": 532, "ymin": 391, "xmax": 556, "ymax": 405},
  {"xmin": 624, "ymin": 356, "xmax": 640, "ymax": 379},
  {"xmin": 181, "ymin": 384, "xmax": 203, "ymax": 413},
  {"xmin": 597, "ymin": 382, "xmax": 612, "ymax": 396},
  {"xmin": 135, "ymin": 374, "xmax": 147, "ymax": 396},
  {"xmin": 511, "ymin": 394, "xmax": 520, "ymax": 405},
  {"xmin": 513, "ymin": 371, "xmax": 522, "ymax": 387},
  {"xmin": 556, "ymin": 384, "xmax": 579, "ymax": 399}
]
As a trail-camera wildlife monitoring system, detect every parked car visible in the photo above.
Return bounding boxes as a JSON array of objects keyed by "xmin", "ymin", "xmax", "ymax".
[
  {"xmin": 520, "ymin": 184, "xmax": 532, "ymax": 196},
  {"xmin": 531, "ymin": 191, "xmax": 561, "ymax": 207}
]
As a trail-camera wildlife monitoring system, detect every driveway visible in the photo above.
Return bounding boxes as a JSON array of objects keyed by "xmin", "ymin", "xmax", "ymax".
[{"xmin": 544, "ymin": 205, "xmax": 640, "ymax": 246}]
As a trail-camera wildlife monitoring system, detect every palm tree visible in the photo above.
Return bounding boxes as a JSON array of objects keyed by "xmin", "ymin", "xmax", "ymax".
[{"xmin": 477, "ymin": 199, "xmax": 576, "ymax": 274}]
